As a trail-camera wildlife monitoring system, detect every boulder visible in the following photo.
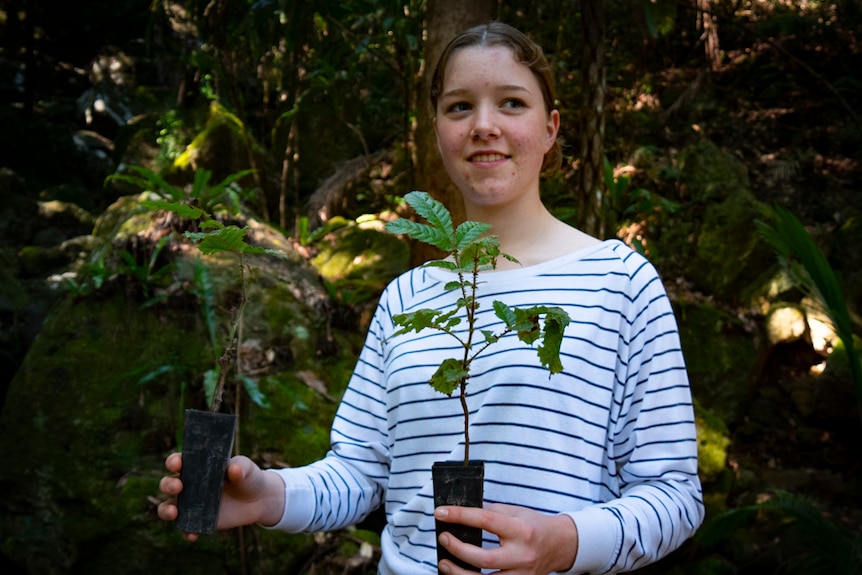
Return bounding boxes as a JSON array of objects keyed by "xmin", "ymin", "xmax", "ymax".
[{"xmin": 0, "ymin": 195, "xmax": 390, "ymax": 574}]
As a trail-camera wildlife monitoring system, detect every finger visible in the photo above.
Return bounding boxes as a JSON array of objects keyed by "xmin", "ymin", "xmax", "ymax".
[
  {"xmin": 435, "ymin": 506, "xmax": 490, "ymax": 529},
  {"xmin": 437, "ymin": 532, "xmax": 487, "ymax": 573},
  {"xmin": 226, "ymin": 458, "xmax": 247, "ymax": 484},
  {"xmin": 165, "ymin": 452, "xmax": 183, "ymax": 473},
  {"xmin": 157, "ymin": 500, "xmax": 178, "ymax": 521},
  {"xmin": 437, "ymin": 558, "xmax": 480, "ymax": 575},
  {"xmin": 159, "ymin": 475, "xmax": 183, "ymax": 496},
  {"xmin": 436, "ymin": 505, "xmax": 525, "ymax": 542},
  {"xmin": 484, "ymin": 502, "xmax": 522, "ymax": 516}
]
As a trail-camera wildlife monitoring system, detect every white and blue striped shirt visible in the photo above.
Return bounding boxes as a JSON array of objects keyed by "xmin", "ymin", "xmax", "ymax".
[{"xmin": 272, "ymin": 239, "xmax": 704, "ymax": 574}]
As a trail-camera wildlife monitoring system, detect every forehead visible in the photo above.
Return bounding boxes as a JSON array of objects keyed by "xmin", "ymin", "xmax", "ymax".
[{"xmin": 441, "ymin": 46, "xmax": 535, "ymax": 89}]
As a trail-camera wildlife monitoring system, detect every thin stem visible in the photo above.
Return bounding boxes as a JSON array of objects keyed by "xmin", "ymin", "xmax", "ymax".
[
  {"xmin": 460, "ymin": 379, "xmax": 469, "ymax": 465},
  {"xmin": 458, "ymin": 250, "xmax": 483, "ymax": 465}
]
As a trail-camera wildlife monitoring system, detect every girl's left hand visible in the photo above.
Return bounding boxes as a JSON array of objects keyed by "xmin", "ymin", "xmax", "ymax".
[{"xmin": 434, "ymin": 503, "xmax": 579, "ymax": 574}]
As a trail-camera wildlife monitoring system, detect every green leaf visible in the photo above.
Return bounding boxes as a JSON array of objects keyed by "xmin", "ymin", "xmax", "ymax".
[
  {"xmin": 515, "ymin": 311, "xmax": 541, "ymax": 345},
  {"xmin": 429, "ymin": 358, "xmax": 468, "ymax": 396},
  {"xmin": 193, "ymin": 257, "xmax": 219, "ymax": 358},
  {"xmin": 444, "ymin": 280, "xmax": 461, "ymax": 292},
  {"xmin": 425, "ymin": 260, "xmax": 458, "ymax": 271},
  {"xmin": 454, "ymin": 220, "xmax": 490, "ymax": 251},
  {"xmin": 536, "ymin": 308, "xmax": 570, "ymax": 374},
  {"xmin": 481, "ymin": 330, "xmax": 499, "ymax": 345},
  {"xmin": 403, "ymin": 191, "xmax": 454, "ymax": 242},
  {"xmin": 392, "ymin": 309, "xmax": 444, "ymax": 334},
  {"xmin": 239, "ymin": 375, "xmax": 271, "ymax": 408},
  {"xmin": 191, "ymin": 169, "xmax": 213, "ymax": 200},
  {"xmin": 757, "ymin": 205, "xmax": 862, "ymax": 414},
  {"xmin": 108, "ymin": 165, "xmax": 184, "ymax": 200},
  {"xmin": 385, "ymin": 218, "xmax": 452, "ymax": 252},
  {"xmin": 493, "ymin": 301, "xmax": 518, "ymax": 329},
  {"xmin": 203, "ymin": 367, "xmax": 220, "ymax": 407},
  {"xmin": 199, "ymin": 219, "xmax": 224, "ymax": 230},
  {"xmin": 184, "ymin": 226, "xmax": 266, "ymax": 255},
  {"xmin": 141, "ymin": 200, "xmax": 204, "ymax": 220}
]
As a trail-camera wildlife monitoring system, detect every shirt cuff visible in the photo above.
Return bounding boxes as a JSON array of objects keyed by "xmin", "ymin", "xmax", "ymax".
[
  {"xmin": 260, "ymin": 468, "xmax": 317, "ymax": 532},
  {"xmin": 560, "ymin": 506, "xmax": 621, "ymax": 574}
]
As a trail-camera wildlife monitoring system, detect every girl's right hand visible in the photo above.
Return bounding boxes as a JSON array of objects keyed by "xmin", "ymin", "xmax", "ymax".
[{"xmin": 157, "ymin": 452, "xmax": 286, "ymax": 541}]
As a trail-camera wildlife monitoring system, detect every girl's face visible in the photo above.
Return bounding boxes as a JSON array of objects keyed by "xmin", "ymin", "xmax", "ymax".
[{"xmin": 434, "ymin": 46, "xmax": 559, "ymax": 212}]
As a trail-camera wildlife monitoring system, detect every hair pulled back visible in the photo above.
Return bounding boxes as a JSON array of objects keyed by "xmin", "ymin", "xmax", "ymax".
[{"xmin": 430, "ymin": 22, "xmax": 562, "ymax": 176}]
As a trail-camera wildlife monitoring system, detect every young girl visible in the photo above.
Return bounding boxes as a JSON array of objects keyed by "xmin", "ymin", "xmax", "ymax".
[{"xmin": 159, "ymin": 22, "xmax": 704, "ymax": 574}]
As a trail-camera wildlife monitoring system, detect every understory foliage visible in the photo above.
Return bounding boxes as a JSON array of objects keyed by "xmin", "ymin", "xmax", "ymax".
[
  {"xmin": 108, "ymin": 165, "xmax": 285, "ymax": 412},
  {"xmin": 2, "ymin": 0, "xmax": 861, "ymax": 573}
]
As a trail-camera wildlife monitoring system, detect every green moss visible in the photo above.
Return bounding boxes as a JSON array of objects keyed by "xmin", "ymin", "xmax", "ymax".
[
  {"xmin": 676, "ymin": 301, "xmax": 760, "ymax": 421},
  {"xmin": 695, "ymin": 399, "xmax": 731, "ymax": 485},
  {"xmin": 311, "ymin": 218, "xmax": 409, "ymax": 302}
]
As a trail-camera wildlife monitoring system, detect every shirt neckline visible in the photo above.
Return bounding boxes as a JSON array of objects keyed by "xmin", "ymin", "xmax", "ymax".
[{"xmin": 423, "ymin": 238, "xmax": 622, "ymax": 284}]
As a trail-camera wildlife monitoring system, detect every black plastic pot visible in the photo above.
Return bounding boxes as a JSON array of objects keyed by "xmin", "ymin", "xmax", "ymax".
[
  {"xmin": 176, "ymin": 409, "xmax": 237, "ymax": 534},
  {"xmin": 432, "ymin": 460, "xmax": 484, "ymax": 573}
]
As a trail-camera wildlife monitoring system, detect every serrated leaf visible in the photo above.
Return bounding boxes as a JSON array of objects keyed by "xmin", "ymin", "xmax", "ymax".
[
  {"xmin": 141, "ymin": 199, "xmax": 204, "ymax": 220},
  {"xmin": 493, "ymin": 301, "xmax": 517, "ymax": 329},
  {"xmin": 199, "ymin": 219, "xmax": 224, "ymax": 230},
  {"xmin": 536, "ymin": 309, "xmax": 569, "ymax": 374},
  {"xmin": 512, "ymin": 307, "xmax": 541, "ymax": 340},
  {"xmin": 454, "ymin": 220, "xmax": 490, "ymax": 251},
  {"xmin": 481, "ymin": 330, "xmax": 499, "ymax": 345},
  {"xmin": 403, "ymin": 191, "xmax": 454, "ymax": 241},
  {"xmin": 444, "ymin": 280, "xmax": 461, "ymax": 292},
  {"xmin": 429, "ymin": 358, "xmax": 468, "ymax": 396},
  {"xmin": 392, "ymin": 309, "xmax": 445, "ymax": 334},
  {"xmin": 185, "ymin": 225, "xmax": 262, "ymax": 255},
  {"xmin": 425, "ymin": 260, "xmax": 458, "ymax": 271},
  {"xmin": 385, "ymin": 219, "xmax": 452, "ymax": 251}
]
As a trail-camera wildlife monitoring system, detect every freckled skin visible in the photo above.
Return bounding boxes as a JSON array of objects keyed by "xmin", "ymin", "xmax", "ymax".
[{"xmin": 433, "ymin": 46, "xmax": 559, "ymax": 215}]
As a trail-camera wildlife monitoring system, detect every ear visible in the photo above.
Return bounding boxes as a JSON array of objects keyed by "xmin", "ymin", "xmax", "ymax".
[{"xmin": 544, "ymin": 109, "xmax": 560, "ymax": 153}]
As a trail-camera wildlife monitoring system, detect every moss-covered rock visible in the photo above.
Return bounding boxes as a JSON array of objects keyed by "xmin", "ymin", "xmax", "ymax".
[
  {"xmin": 0, "ymin": 195, "xmax": 384, "ymax": 574},
  {"xmin": 673, "ymin": 141, "xmax": 774, "ymax": 301},
  {"xmin": 675, "ymin": 299, "xmax": 761, "ymax": 423}
]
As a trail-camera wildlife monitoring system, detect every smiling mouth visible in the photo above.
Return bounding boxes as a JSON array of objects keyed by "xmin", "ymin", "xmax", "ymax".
[{"xmin": 469, "ymin": 153, "xmax": 509, "ymax": 163}]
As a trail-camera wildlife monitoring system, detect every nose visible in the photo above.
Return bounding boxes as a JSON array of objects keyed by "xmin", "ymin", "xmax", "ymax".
[{"xmin": 470, "ymin": 104, "xmax": 499, "ymax": 139}]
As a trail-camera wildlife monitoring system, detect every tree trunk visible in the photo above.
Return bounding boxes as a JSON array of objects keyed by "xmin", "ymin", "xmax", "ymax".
[
  {"xmin": 411, "ymin": 0, "xmax": 495, "ymax": 265},
  {"xmin": 698, "ymin": 0, "xmax": 721, "ymax": 71},
  {"xmin": 576, "ymin": 0, "xmax": 609, "ymax": 239}
]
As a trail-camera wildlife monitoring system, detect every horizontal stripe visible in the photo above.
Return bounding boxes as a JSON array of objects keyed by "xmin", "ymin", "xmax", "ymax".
[{"xmin": 274, "ymin": 239, "xmax": 704, "ymax": 574}]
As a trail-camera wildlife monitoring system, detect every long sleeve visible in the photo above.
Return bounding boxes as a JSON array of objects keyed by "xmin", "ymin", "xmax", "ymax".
[
  {"xmin": 269, "ymin": 240, "xmax": 703, "ymax": 574},
  {"xmin": 565, "ymin": 245, "xmax": 704, "ymax": 573},
  {"xmin": 269, "ymin": 301, "xmax": 392, "ymax": 532}
]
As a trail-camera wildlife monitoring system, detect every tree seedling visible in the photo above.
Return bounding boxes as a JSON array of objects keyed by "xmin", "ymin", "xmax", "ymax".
[{"xmin": 385, "ymin": 191, "xmax": 571, "ymax": 464}]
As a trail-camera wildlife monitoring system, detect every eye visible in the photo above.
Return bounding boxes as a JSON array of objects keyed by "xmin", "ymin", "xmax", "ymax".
[
  {"xmin": 446, "ymin": 101, "xmax": 472, "ymax": 114},
  {"xmin": 501, "ymin": 98, "xmax": 526, "ymax": 110}
]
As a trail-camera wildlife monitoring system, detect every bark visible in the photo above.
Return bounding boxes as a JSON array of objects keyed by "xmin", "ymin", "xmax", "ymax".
[
  {"xmin": 577, "ymin": 0, "xmax": 609, "ymax": 239},
  {"xmin": 699, "ymin": 0, "xmax": 721, "ymax": 71},
  {"xmin": 411, "ymin": 0, "xmax": 495, "ymax": 265}
]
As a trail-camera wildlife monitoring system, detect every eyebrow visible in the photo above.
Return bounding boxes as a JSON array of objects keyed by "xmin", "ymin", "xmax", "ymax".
[{"xmin": 440, "ymin": 85, "xmax": 532, "ymax": 99}]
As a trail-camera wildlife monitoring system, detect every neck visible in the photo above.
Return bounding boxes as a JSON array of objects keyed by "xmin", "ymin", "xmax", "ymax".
[
  {"xmin": 463, "ymin": 196, "xmax": 600, "ymax": 269},
  {"xmin": 465, "ymin": 199, "xmax": 560, "ymax": 266}
]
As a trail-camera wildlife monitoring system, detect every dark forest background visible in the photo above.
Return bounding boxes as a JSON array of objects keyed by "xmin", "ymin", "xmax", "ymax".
[{"xmin": 1, "ymin": 1, "xmax": 861, "ymax": 574}]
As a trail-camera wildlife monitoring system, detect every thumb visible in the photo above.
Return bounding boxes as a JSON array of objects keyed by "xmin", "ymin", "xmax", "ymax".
[{"xmin": 226, "ymin": 455, "xmax": 254, "ymax": 485}]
